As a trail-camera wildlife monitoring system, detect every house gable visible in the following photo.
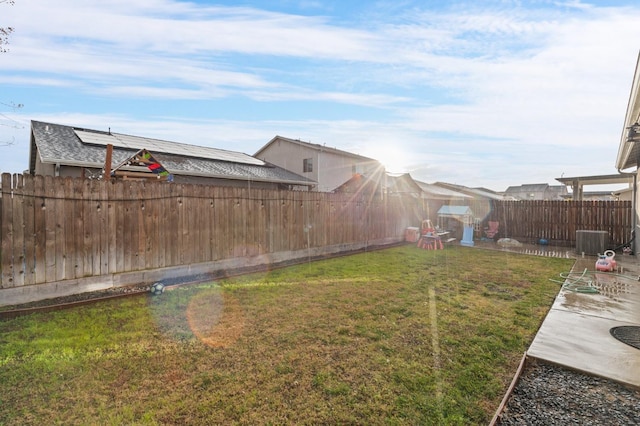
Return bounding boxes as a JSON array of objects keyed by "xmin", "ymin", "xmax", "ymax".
[{"xmin": 254, "ymin": 135, "xmax": 384, "ymax": 192}]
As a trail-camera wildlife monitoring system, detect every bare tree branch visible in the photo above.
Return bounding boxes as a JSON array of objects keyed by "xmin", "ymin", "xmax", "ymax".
[
  {"xmin": 0, "ymin": 0, "xmax": 21, "ymax": 146},
  {"xmin": 1, "ymin": 0, "xmax": 14, "ymax": 52}
]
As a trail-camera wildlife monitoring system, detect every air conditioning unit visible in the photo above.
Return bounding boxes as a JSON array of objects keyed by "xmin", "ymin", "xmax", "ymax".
[{"xmin": 576, "ymin": 230, "xmax": 608, "ymax": 255}]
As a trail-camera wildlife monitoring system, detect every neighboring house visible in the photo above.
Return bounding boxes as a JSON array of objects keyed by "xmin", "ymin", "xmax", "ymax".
[
  {"xmin": 504, "ymin": 183, "xmax": 569, "ymax": 200},
  {"xmin": 28, "ymin": 121, "xmax": 315, "ymax": 190},
  {"xmin": 560, "ymin": 191, "xmax": 618, "ymax": 201},
  {"xmin": 384, "ymin": 173, "xmax": 424, "ymax": 196},
  {"xmin": 432, "ymin": 182, "xmax": 504, "ymax": 201},
  {"xmin": 254, "ymin": 136, "xmax": 383, "ymax": 192},
  {"xmin": 414, "ymin": 180, "xmax": 472, "ymax": 224},
  {"xmin": 430, "ymin": 181, "xmax": 503, "ymax": 223},
  {"xmin": 612, "ymin": 187, "xmax": 633, "ymax": 202},
  {"xmin": 332, "ymin": 170, "xmax": 385, "ymax": 197},
  {"xmin": 615, "ymin": 52, "xmax": 640, "ymax": 255}
]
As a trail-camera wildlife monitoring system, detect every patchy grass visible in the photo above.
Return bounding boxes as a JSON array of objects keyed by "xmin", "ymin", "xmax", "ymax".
[{"xmin": 0, "ymin": 246, "xmax": 573, "ymax": 425}]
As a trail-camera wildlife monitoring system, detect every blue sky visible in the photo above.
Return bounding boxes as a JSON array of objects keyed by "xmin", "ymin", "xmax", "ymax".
[{"xmin": 2, "ymin": 0, "xmax": 640, "ymax": 191}]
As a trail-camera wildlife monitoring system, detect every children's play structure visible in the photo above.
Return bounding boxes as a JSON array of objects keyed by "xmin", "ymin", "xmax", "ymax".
[
  {"xmin": 415, "ymin": 205, "xmax": 478, "ymax": 250},
  {"xmin": 416, "ymin": 219, "xmax": 457, "ymax": 250}
]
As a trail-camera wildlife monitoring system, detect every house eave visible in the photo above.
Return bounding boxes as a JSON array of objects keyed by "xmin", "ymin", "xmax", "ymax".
[
  {"xmin": 616, "ymin": 51, "xmax": 640, "ymax": 171},
  {"xmin": 38, "ymin": 158, "xmax": 316, "ymax": 186}
]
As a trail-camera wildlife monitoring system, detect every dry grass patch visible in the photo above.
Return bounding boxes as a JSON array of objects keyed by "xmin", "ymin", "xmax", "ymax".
[{"xmin": 186, "ymin": 290, "xmax": 245, "ymax": 348}]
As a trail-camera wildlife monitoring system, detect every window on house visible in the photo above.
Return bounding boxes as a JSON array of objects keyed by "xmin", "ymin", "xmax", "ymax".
[{"xmin": 303, "ymin": 158, "xmax": 313, "ymax": 173}]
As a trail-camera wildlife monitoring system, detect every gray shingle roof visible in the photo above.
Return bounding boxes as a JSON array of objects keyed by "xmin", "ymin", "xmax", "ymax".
[{"xmin": 30, "ymin": 121, "xmax": 316, "ymax": 186}]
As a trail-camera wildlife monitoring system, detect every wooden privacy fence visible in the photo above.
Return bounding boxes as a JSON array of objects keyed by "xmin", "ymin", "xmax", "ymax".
[
  {"xmin": 0, "ymin": 174, "xmax": 420, "ymax": 290},
  {"xmin": 485, "ymin": 200, "xmax": 633, "ymax": 247}
]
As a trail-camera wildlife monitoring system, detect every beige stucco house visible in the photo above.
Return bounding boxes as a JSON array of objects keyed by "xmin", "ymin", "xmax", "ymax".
[{"xmin": 254, "ymin": 136, "xmax": 384, "ymax": 192}]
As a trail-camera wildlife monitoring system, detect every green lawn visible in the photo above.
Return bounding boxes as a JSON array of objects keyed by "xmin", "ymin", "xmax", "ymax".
[{"xmin": 0, "ymin": 245, "xmax": 573, "ymax": 425}]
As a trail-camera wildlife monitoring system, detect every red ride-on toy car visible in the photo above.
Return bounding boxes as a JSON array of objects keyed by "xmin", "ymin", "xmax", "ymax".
[{"xmin": 595, "ymin": 250, "xmax": 617, "ymax": 272}]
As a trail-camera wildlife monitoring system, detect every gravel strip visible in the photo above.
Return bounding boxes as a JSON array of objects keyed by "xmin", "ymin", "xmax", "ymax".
[
  {"xmin": 0, "ymin": 284, "xmax": 151, "ymax": 312},
  {"xmin": 498, "ymin": 361, "xmax": 640, "ymax": 425}
]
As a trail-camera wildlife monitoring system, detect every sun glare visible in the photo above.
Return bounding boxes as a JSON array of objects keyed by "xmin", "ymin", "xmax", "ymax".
[{"xmin": 366, "ymin": 146, "xmax": 410, "ymax": 174}]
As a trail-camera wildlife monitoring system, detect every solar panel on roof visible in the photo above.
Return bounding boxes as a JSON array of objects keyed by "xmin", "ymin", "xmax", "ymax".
[{"xmin": 73, "ymin": 129, "xmax": 265, "ymax": 166}]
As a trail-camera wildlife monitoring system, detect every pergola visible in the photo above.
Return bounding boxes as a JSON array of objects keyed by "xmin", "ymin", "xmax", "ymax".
[{"xmin": 555, "ymin": 173, "xmax": 634, "ymax": 201}]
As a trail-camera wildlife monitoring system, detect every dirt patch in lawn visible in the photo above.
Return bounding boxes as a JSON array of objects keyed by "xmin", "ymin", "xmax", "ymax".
[{"xmin": 186, "ymin": 290, "xmax": 245, "ymax": 348}]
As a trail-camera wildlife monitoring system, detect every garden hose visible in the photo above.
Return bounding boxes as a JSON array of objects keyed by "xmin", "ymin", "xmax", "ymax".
[
  {"xmin": 550, "ymin": 268, "xmax": 640, "ymax": 294},
  {"xmin": 550, "ymin": 268, "xmax": 599, "ymax": 294}
]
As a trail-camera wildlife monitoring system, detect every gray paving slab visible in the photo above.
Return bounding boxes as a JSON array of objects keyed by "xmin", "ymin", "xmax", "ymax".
[
  {"xmin": 528, "ymin": 309, "xmax": 640, "ymax": 386},
  {"xmin": 527, "ymin": 254, "xmax": 640, "ymax": 388}
]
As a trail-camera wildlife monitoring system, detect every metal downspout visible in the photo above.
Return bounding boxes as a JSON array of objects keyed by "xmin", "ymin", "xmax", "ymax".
[{"xmin": 619, "ymin": 167, "xmax": 638, "ymax": 255}]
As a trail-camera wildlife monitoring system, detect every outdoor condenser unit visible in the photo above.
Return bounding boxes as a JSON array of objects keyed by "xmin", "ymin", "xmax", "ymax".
[{"xmin": 576, "ymin": 230, "xmax": 608, "ymax": 255}]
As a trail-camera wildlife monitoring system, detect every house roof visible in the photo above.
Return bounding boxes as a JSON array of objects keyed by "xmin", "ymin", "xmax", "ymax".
[
  {"xmin": 414, "ymin": 180, "xmax": 472, "ymax": 199},
  {"xmin": 333, "ymin": 172, "xmax": 422, "ymax": 195},
  {"xmin": 433, "ymin": 182, "xmax": 504, "ymax": 200},
  {"xmin": 332, "ymin": 171, "xmax": 383, "ymax": 193},
  {"xmin": 616, "ymin": 52, "xmax": 640, "ymax": 171},
  {"xmin": 73, "ymin": 127, "xmax": 265, "ymax": 166},
  {"xmin": 503, "ymin": 183, "xmax": 569, "ymax": 200},
  {"xmin": 385, "ymin": 173, "xmax": 424, "ymax": 195},
  {"xmin": 505, "ymin": 183, "xmax": 551, "ymax": 193},
  {"xmin": 254, "ymin": 135, "xmax": 379, "ymax": 163},
  {"xmin": 29, "ymin": 121, "xmax": 316, "ymax": 186}
]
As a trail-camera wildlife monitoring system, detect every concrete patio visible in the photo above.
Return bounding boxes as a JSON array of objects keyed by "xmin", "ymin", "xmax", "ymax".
[
  {"xmin": 476, "ymin": 241, "xmax": 640, "ymax": 388},
  {"xmin": 527, "ymin": 253, "xmax": 640, "ymax": 388}
]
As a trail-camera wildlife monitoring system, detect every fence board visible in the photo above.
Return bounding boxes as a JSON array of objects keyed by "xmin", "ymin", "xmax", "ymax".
[
  {"xmin": 169, "ymin": 185, "xmax": 180, "ymax": 265},
  {"xmin": 209, "ymin": 187, "xmax": 218, "ymax": 261},
  {"xmin": 107, "ymin": 180, "xmax": 117, "ymax": 274},
  {"xmin": 90, "ymin": 180, "xmax": 102, "ymax": 276},
  {"xmin": 122, "ymin": 181, "xmax": 134, "ymax": 272},
  {"xmin": 114, "ymin": 181, "xmax": 125, "ymax": 273},
  {"xmin": 180, "ymin": 184, "xmax": 191, "ymax": 265},
  {"xmin": 224, "ymin": 187, "xmax": 234, "ymax": 259},
  {"xmin": 98, "ymin": 180, "xmax": 109, "ymax": 275},
  {"xmin": 197, "ymin": 185, "xmax": 208, "ymax": 263},
  {"xmin": 63, "ymin": 178, "xmax": 76, "ymax": 280},
  {"xmin": 130, "ymin": 181, "xmax": 142, "ymax": 271},
  {"xmin": 51, "ymin": 179, "xmax": 68, "ymax": 281},
  {"xmin": 1, "ymin": 174, "xmax": 14, "ymax": 288},
  {"xmin": 43, "ymin": 176, "xmax": 57, "ymax": 282},
  {"xmin": 160, "ymin": 182, "xmax": 170, "ymax": 268},
  {"xmin": 81, "ymin": 179, "xmax": 93, "ymax": 277},
  {"xmin": 146, "ymin": 181, "xmax": 156, "ymax": 268},
  {"xmin": 11, "ymin": 175, "xmax": 25, "ymax": 288},
  {"xmin": 33, "ymin": 176, "xmax": 46, "ymax": 284},
  {"xmin": 135, "ymin": 182, "xmax": 144, "ymax": 269}
]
